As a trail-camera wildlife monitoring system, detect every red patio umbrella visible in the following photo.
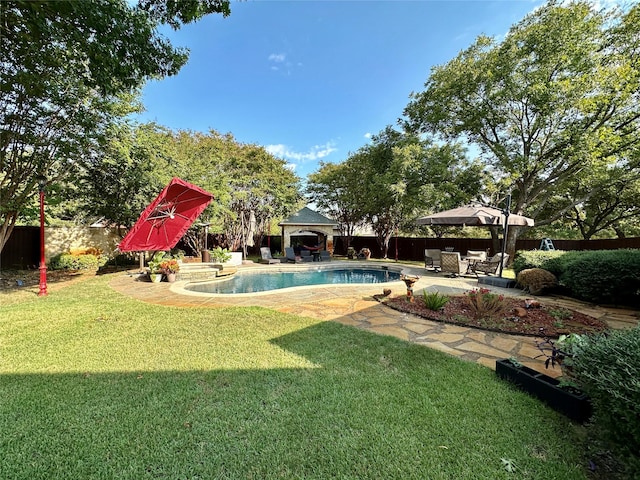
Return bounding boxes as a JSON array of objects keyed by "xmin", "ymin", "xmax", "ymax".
[{"xmin": 118, "ymin": 177, "xmax": 214, "ymax": 252}]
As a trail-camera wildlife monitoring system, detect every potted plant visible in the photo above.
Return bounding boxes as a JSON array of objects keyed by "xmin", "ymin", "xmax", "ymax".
[
  {"xmin": 209, "ymin": 246, "xmax": 232, "ymax": 265},
  {"xmin": 347, "ymin": 246, "xmax": 356, "ymax": 259},
  {"xmin": 147, "ymin": 253, "xmax": 166, "ymax": 283},
  {"xmin": 160, "ymin": 258, "xmax": 180, "ymax": 282}
]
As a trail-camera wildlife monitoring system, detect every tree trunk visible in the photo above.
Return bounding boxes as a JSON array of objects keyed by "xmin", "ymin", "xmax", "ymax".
[
  {"xmin": 0, "ymin": 212, "xmax": 18, "ymax": 255},
  {"xmin": 489, "ymin": 226, "xmax": 501, "ymax": 257},
  {"xmin": 504, "ymin": 226, "xmax": 523, "ymax": 265}
]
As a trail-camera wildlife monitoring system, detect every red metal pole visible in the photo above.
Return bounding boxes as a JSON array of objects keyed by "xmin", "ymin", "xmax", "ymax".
[{"xmin": 38, "ymin": 186, "xmax": 47, "ymax": 296}]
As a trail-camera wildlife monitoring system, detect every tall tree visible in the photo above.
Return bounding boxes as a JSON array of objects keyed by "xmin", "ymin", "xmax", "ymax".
[
  {"xmin": 403, "ymin": 1, "xmax": 640, "ymax": 256},
  {"xmin": 220, "ymin": 142, "xmax": 302, "ymax": 254},
  {"xmin": 562, "ymin": 165, "xmax": 640, "ymax": 239},
  {"xmin": 0, "ymin": 0, "xmax": 231, "ymax": 253},
  {"xmin": 77, "ymin": 124, "xmax": 301, "ymax": 255},
  {"xmin": 78, "ymin": 122, "xmax": 177, "ymax": 235},
  {"xmin": 351, "ymin": 126, "xmax": 483, "ymax": 258},
  {"xmin": 306, "ymin": 161, "xmax": 367, "ymax": 251}
]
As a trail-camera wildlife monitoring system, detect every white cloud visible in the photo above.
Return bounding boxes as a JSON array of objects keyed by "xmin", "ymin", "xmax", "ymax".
[
  {"xmin": 364, "ymin": 132, "xmax": 372, "ymax": 140},
  {"xmin": 266, "ymin": 142, "xmax": 337, "ymax": 162},
  {"xmin": 268, "ymin": 53, "xmax": 286, "ymax": 63}
]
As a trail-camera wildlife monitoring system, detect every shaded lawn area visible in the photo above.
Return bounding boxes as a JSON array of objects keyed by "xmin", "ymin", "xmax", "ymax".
[{"xmin": 1, "ymin": 274, "xmax": 589, "ymax": 479}]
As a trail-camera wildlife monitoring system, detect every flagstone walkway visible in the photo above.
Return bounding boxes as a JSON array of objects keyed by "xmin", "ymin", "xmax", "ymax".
[{"xmin": 109, "ymin": 261, "xmax": 639, "ymax": 376}]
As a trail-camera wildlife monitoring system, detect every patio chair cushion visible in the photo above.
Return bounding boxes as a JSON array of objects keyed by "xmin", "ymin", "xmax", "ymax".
[
  {"xmin": 259, "ymin": 247, "xmax": 281, "ymax": 264},
  {"xmin": 471, "ymin": 253, "xmax": 509, "ymax": 276},
  {"xmin": 466, "ymin": 250, "xmax": 487, "ymax": 261},
  {"xmin": 440, "ymin": 251, "xmax": 469, "ymax": 277},
  {"xmin": 300, "ymin": 250, "xmax": 314, "ymax": 262}
]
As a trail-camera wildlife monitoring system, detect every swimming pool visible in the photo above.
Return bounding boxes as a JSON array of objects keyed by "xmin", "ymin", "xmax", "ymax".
[{"xmin": 185, "ymin": 266, "xmax": 402, "ymax": 294}]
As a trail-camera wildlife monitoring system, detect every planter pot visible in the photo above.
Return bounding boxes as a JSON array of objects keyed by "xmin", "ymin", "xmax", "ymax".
[
  {"xmin": 149, "ymin": 273, "xmax": 163, "ymax": 283},
  {"xmin": 166, "ymin": 273, "xmax": 177, "ymax": 283},
  {"xmin": 495, "ymin": 359, "xmax": 591, "ymax": 423}
]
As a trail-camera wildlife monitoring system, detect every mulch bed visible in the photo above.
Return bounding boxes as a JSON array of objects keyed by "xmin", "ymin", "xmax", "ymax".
[{"xmin": 378, "ymin": 294, "xmax": 609, "ymax": 337}]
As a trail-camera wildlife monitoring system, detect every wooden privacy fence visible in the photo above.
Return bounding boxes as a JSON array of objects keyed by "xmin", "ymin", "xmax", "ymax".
[
  {"xmin": 328, "ymin": 236, "xmax": 640, "ymax": 262},
  {"xmin": 2, "ymin": 226, "xmax": 640, "ymax": 269}
]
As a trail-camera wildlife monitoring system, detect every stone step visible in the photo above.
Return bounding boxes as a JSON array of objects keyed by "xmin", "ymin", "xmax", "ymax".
[{"xmin": 177, "ymin": 263, "xmax": 237, "ymax": 281}]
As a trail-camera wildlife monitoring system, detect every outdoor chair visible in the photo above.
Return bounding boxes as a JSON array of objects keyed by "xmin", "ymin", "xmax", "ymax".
[
  {"xmin": 440, "ymin": 251, "xmax": 469, "ymax": 277},
  {"xmin": 300, "ymin": 250, "xmax": 314, "ymax": 262},
  {"xmin": 465, "ymin": 250, "xmax": 487, "ymax": 262},
  {"xmin": 284, "ymin": 247, "xmax": 303, "ymax": 263},
  {"xmin": 471, "ymin": 253, "xmax": 510, "ymax": 277},
  {"xmin": 259, "ymin": 247, "xmax": 281, "ymax": 264},
  {"xmin": 424, "ymin": 249, "xmax": 441, "ymax": 272},
  {"xmin": 320, "ymin": 250, "xmax": 332, "ymax": 261}
]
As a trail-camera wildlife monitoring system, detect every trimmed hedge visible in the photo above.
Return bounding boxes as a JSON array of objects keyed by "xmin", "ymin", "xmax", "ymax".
[
  {"xmin": 560, "ymin": 250, "xmax": 640, "ymax": 306},
  {"xmin": 513, "ymin": 249, "xmax": 640, "ymax": 306},
  {"xmin": 571, "ymin": 326, "xmax": 640, "ymax": 476},
  {"xmin": 49, "ymin": 252, "xmax": 108, "ymax": 271},
  {"xmin": 512, "ymin": 250, "xmax": 565, "ymax": 275}
]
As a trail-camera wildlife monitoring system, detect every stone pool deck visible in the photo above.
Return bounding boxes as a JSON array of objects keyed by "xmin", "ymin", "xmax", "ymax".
[{"xmin": 109, "ymin": 260, "xmax": 639, "ymax": 376}]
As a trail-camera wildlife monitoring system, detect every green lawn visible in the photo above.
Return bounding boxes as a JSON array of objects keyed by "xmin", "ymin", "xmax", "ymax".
[{"xmin": 1, "ymin": 273, "xmax": 588, "ymax": 479}]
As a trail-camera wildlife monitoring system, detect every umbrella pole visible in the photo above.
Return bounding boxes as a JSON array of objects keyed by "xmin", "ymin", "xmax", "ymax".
[{"xmin": 499, "ymin": 194, "xmax": 511, "ymax": 278}]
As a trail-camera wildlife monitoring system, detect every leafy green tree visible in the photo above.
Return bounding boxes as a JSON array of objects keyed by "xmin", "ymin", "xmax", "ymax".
[
  {"xmin": 220, "ymin": 142, "xmax": 302, "ymax": 255},
  {"xmin": 306, "ymin": 161, "xmax": 367, "ymax": 251},
  {"xmin": 78, "ymin": 124, "xmax": 301, "ymax": 255},
  {"xmin": 563, "ymin": 166, "xmax": 640, "ymax": 239},
  {"xmin": 349, "ymin": 126, "xmax": 483, "ymax": 258},
  {"xmin": 78, "ymin": 122, "xmax": 176, "ymax": 235},
  {"xmin": 404, "ymin": 1, "xmax": 640, "ymax": 256},
  {"xmin": 0, "ymin": 0, "xmax": 230, "ymax": 253}
]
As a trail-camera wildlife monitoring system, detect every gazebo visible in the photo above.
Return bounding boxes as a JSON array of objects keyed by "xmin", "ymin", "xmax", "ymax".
[{"xmin": 279, "ymin": 207, "xmax": 338, "ymax": 254}]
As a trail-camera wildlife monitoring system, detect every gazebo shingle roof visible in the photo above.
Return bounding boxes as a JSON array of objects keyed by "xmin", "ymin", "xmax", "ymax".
[{"xmin": 279, "ymin": 207, "xmax": 338, "ymax": 226}]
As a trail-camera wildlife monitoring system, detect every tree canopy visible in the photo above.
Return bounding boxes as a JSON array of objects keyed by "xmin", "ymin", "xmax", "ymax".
[
  {"xmin": 0, "ymin": 0, "xmax": 231, "ymax": 253},
  {"xmin": 307, "ymin": 126, "xmax": 484, "ymax": 258},
  {"xmin": 79, "ymin": 123, "xmax": 302, "ymax": 255},
  {"xmin": 403, "ymin": 1, "xmax": 640, "ymax": 251}
]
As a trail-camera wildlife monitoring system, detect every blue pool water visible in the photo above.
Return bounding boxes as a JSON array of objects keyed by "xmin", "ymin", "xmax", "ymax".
[{"xmin": 186, "ymin": 268, "xmax": 401, "ymax": 294}]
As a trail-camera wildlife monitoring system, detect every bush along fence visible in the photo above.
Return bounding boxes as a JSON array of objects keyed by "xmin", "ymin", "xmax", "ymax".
[{"xmin": 513, "ymin": 249, "xmax": 640, "ymax": 307}]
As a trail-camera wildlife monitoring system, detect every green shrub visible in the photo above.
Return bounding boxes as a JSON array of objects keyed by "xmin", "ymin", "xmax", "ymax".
[
  {"xmin": 571, "ymin": 326, "xmax": 640, "ymax": 475},
  {"xmin": 49, "ymin": 252, "xmax": 108, "ymax": 271},
  {"xmin": 541, "ymin": 250, "xmax": 586, "ymax": 278},
  {"xmin": 559, "ymin": 250, "xmax": 640, "ymax": 306},
  {"xmin": 148, "ymin": 251, "xmax": 168, "ymax": 274},
  {"xmin": 210, "ymin": 247, "xmax": 232, "ymax": 263},
  {"xmin": 516, "ymin": 268, "xmax": 558, "ymax": 295},
  {"xmin": 512, "ymin": 250, "xmax": 565, "ymax": 275},
  {"xmin": 514, "ymin": 249, "xmax": 640, "ymax": 305},
  {"xmin": 421, "ymin": 290, "xmax": 449, "ymax": 311},
  {"xmin": 103, "ymin": 254, "xmax": 139, "ymax": 267}
]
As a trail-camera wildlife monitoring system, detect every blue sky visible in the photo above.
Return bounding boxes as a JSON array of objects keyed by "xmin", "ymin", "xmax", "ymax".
[{"xmin": 137, "ymin": 0, "xmax": 546, "ymax": 180}]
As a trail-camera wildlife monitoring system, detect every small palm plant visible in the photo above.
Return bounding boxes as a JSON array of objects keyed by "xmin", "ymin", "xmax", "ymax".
[{"xmin": 422, "ymin": 290, "xmax": 449, "ymax": 311}]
